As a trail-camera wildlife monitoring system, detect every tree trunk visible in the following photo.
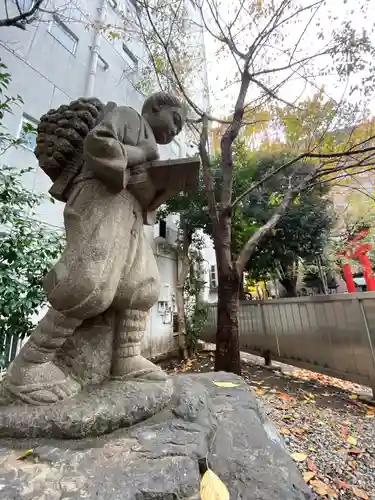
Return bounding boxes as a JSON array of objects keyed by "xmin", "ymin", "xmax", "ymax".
[
  {"xmin": 175, "ymin": 282, "xmax": 188, "ymax": 359},
  {"xmin": 279, "ymin": 277, "xmax": 297, "ymax": 297},
  {"xmin": 175, "ymin": 220, "xmax": 191, "ymax": 360},
  {"xmin": 215, "ymin": 269, "xmax": 241, "ymax": 375}
]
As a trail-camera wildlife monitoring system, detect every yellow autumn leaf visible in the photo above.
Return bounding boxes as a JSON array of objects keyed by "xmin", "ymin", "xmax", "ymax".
[
  {"xmin": 352, "ymin": 486, "xmax": 369, "ymax": 499},
  {"xmin": 17, "ymin": 449, "xmax": 34, "ymax": 460},
  {"xmin": 303, "ymin": 471, "xmax": 315, "ymax": 483},
  {"xmin": 347, "ymin": 435, "xmax": 357, "ymax": 446},
  {"xmin": 366, "ymin": 407, "xmax": 374, "ymax": 418},
  {"xmin": 213, "ymin": 381, "xmax": 240, "ymax": 388},
  {"xmin": 310, "ymin": 479, "xmax": 338, "ymax": 498},
  {"xmin": 200, "ymin": 469, "xmax": 230, "ymax": 500},
  {"xmin": 279, "ymin": 427, "xmax": 291, "ymax": 435},
  {"xmin": 291, "ymin": 452, "xmax": 307, "ymax": 462},
  {"xmin": 350, "ymin": 394, "xmax": 358, "ymax": 399},
  {"xmin": 255, "ymin": 389, "xmax": 266, "ymax": 396}
]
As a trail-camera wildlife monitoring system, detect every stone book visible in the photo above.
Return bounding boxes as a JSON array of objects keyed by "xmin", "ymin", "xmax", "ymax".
[{"xmin": 128, "ymin": 156, "xmax": 200, "ymax": 217}]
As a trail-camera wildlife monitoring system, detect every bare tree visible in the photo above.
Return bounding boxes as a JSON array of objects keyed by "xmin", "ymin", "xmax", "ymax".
[
  {"xmin": 107, "ymin": 0, "xmax": 375, "ymax": 373},
  {"xmin": 0, "ymin": 0, "xmax": 46, "ymax": 29}
]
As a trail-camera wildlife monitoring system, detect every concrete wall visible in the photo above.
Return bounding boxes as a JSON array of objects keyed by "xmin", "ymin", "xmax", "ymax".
[{"xmin": 0, "ymin": 0, "xmax": 206, "ymax": 359}]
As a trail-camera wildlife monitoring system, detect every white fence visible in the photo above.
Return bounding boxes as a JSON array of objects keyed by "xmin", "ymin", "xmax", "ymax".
[{"xmin": 202, "ymin": 293, "xmax": 375, "ymax": 394}]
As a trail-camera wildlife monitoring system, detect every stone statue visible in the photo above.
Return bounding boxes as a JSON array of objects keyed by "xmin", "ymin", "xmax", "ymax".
[{"xmin": 1, "ymin": 93, "xmax": 194, "ymax": 406}]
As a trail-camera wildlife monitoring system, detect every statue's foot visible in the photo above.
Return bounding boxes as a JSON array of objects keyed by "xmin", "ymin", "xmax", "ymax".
[
  {"xmin": 112, "ymin": 355, "xmax": 167, "ymax": 381},
  {"xmin": 4, "ymin": 360, "xmax": 81, "ymax": 405}
]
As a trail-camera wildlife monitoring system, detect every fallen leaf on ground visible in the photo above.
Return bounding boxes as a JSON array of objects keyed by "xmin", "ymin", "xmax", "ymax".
[
  {"xmin": 352, "ymin": 486, "xmax": 369, "ymax": 499},
  {"xmin": 333, "ymin": 478, "xmax": 351, "ymax": 490},
  {"xmin": 291, "ymin": 452, "xmax": 307, "ymax": 462},
  {"xmin": 303, "ymin": 471, "xmax": 315, "ymax": 483},
  {"xmin": 279, "ymin": 427, "xmax": 291, "ymax": 435},
  {"xmin": 213, "ymin": 381, "xmax": 240, "ymax": 388},
  {"xmin": 350, "ymin": 394, "xmax": 358, "ymax": 399},
  {"xmin": 347, "ymin": 435, "xmax": 357, "ymax": 446},
  {"xmin": 310, "ymin": 479, "xmax": 338, "ymax": 497},
  {"xmin": 279, "ymin": 392, "xmax": 294, "ymax": 401},
  {"xmin": 200, "ymin": 469, "xmax": 229, "ymax": 500},
  {"xmin": 282, "ymin": 415, "xmax": 295, "ymax": 421},
  {"xmin": 17, "ymin": 449, "xmax": 34, "ymax": 460},
  {"xmin": 292, "ymin": 427, "xmax": 308, "ymax": 435},
  {"xmin": 348, "ymin": 448, "xmax": 363, "ymax": 455},
  {"xmin": 307, "ymin": 458, "xmax": 317, "ymax": 472},
  {"xmin": 366, "ymin": 407, "xmax": 374, "ymax": 418},
  {"xmin": 255, "ymin": 389, "xmax": 266, "ymax": 396}
]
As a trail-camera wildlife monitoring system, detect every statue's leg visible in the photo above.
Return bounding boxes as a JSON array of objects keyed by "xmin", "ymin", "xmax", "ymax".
[
  {"xmin": 111, "ymin": 215, "xmax": 166, "ymax": 381},
  {"xmin": 4, "ymin": 308, "xmax": 83, "ymax": 404},
  {"xmin": 4, "ymin": 181, "xmax": 130, "ymax": 404},
  {"xmin": 112, "ymin": 310, "xmax": 166, "ymax": 381}
]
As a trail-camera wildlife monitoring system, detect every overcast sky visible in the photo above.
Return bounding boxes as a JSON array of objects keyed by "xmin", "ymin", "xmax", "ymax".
[{"xmin": 200, "ymin": 0, "xmax": 375, "ymax": 119}]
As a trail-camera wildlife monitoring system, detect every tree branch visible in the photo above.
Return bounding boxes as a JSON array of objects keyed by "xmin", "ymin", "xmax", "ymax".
[
  {"xmin": 0, "ymin": 0, "xmax": 45, "ymax": 29},
  {"xmin": 199, "ymin": 115, "xmax": 218, "ymax": 228},
  {"xmin": 236, "ymin": 170, "xmax": 316, "ymax": 274}
]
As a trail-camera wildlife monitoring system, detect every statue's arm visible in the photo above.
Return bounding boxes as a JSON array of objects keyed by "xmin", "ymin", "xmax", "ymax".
[{"xmin": 83, "ymin": 106, "xmax": 147, "ymax": 192}]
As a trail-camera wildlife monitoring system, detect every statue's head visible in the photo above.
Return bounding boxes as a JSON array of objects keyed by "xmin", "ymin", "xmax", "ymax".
[{"xmin": 141, "ymin": 92, "xmax": 187, "ymax": 145}]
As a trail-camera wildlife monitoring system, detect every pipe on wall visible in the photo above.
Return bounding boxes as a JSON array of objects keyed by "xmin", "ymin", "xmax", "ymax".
[{"xmin": 85, "ymin": 0, "xmax": 108, "ymax": 96}]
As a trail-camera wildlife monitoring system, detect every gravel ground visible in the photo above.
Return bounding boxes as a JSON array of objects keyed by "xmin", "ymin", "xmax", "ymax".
[{"xmin": 159, "ymin": 351, "xmax": 375, "ymax": 500}]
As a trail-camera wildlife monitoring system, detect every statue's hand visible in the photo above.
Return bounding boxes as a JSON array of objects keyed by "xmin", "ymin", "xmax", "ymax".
[{"xmin": 139, "ymin": 138, "xmax": 159, "ymax": 162}]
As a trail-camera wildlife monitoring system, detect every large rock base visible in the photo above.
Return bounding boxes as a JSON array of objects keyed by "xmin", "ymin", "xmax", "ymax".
[{"xmin": 0, "ymin": 373, "xmax": 312, "ymax": 499}]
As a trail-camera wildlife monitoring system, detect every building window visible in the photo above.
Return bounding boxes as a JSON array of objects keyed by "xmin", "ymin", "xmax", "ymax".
[
  {"xmin": 48, "ymin": 16, "xmax": 78, "ymax": 55},
  {"xmin": 20, "ymin": 114, "xmax": 38, "ymax": 151},
  {"xmin": 18, "ymin": 0, "xmax": 35, "ymax": 11},
  {"xmin": 122, "ymin": 43, "xmax": 138, "ymax": 73}
]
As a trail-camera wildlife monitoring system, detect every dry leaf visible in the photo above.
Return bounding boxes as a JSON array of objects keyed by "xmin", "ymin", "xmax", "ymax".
[
  {"xmin": 352, "ymin": 486, "xmax": 369, "ymax": 499},
  {"xmin": 279, "ymin": 392, "xmax": 293, "ymax": 401},
  {"xmin": 350, "ymin": 394, "xmax": 358, "ymax": 400},
  {"xmin": 291, "ymin": 452, "xmax": 307, "ymax": 462},
  {"xmin": 333, "ymin": 478, "xmax": 351, "ymax": 490},
  {"xmin": 255, "ymin": 389, "xmax": 266, "ymax": 396},
  {"xmin": 366, "ymin": 407, "xmax": 374, "ymax": 418},
  {"xmin": 348, "ymin": 448, "xmax": 362, "ymax": 455},
  {"xmin": 309, "ymin": 446, "xmax": 317, "ymax": 452},
  {"xmin": 292, "ymin": 427, "xmax": 307, "ymax": 435},
  {"xmin": 347, "ymin": 435, "xmax": 357, "ymax": 446},
  {"xmin": 307, "ymin": 458, "xmax": 317, "ymax": 472},
  {"xmin": 213, "ymin": 381, "xmax": 240, "ymax": 388},
  {"xmin": 200, "ymin": 469, "xmax": 230, "ymax": 500},
  {"xmin": 303, "ymin": 471, "xmax": 315, "ymax": 483},
  {"xmin": 17, "ymin": 449, "xmax": 34, "ymax": 460},
  {"xmin": 310, "ymin": 479, "xmax": 338, "ymax": 498},
  {"xmin": 279, "ymin": 427, "xmax": 291, "ymax": 436}
]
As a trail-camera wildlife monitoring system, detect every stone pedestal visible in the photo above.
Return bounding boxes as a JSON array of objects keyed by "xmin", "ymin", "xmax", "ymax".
[{"xmin": 0, "ymin": 373, "xmax": 313, "ymax": 500}]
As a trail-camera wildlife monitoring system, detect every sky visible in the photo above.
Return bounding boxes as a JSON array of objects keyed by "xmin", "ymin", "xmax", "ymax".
[{"xmin": 200, "ymin": 0, "xmax": 375, "ymax": 120}]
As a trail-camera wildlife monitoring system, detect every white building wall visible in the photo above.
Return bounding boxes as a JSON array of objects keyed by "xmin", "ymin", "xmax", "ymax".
[
  {"xmin": 201, "ymin": 244, "xmax": 218, "ymax": 304},
  {"xmin": 0, "ymin": 0, "xmax": 207, "ymax": 360}
]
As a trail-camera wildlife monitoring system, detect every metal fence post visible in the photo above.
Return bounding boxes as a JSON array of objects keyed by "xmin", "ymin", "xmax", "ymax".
[{"xmin": 358, "ymin": 298, "xmax": 375, "ymax": 398}]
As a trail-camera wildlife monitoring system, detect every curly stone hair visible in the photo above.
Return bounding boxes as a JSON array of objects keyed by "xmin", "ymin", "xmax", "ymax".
[
  {"xmin": 35, "ymin": 97, "xmax": 105, "ymax": 185},
  {"xmin": 141, "ymin": 92, "xmax": 187, "ymax": 122}
]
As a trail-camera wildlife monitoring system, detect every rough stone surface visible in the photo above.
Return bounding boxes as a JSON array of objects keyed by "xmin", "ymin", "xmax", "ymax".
[
  {"xmin": 0, "ymin": 373, "xmax": 312, "ymax": 500},
  {"xmin": 0, "ymin": 379, "xmax": 173, "ymax": 439}
]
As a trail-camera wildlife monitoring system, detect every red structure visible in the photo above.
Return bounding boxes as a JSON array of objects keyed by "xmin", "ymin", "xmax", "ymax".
[{"xmin": 338, "ymin": 228, "xmax": 375, "ymax": 293}]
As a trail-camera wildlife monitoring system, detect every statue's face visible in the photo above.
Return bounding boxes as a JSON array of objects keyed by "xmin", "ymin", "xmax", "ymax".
[{"xmin": 144, "ymin": 105, "xmax": 183, "ymax": 144}]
